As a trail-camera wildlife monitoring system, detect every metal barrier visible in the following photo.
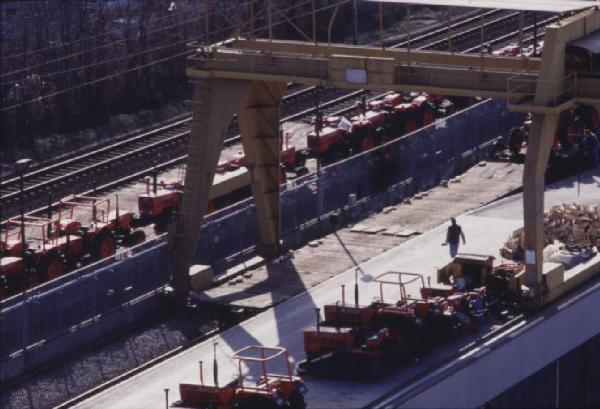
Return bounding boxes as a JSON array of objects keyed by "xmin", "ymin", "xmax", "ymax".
[
  {"xmin": 0, "ymin": 99, "xmax": 524, "ymax": 373},
  {"xmin": 0, "ymin": 242, "xmax": 170, "ymax": 361}
]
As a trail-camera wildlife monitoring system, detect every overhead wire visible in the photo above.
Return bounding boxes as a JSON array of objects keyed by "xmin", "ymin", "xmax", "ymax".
[
  {"xmin": 0, "ymin": 0, "xmax": 257, "ymax": 80},
  {"xmin": 0, "ymin": 2, "xmax": 209, "ymax": 63},
  {"xmin": 1, "ymin": 0, "xmax": 345, "ymax": 113}
]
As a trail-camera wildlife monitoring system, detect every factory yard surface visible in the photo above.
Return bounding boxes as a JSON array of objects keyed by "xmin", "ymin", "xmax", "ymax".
[
  {"xmin": 200, "ymin": 161, "xmax": 525, "ymax": 310},
  {"xmin": 75, "ymin": 161, "xmax": 600, "ymax": 409}
]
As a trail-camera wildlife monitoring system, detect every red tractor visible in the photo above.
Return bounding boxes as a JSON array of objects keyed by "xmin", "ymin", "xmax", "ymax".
[
  {"xmin": 297, "ymin": 273, "xmax": 435, "ymax": 379},
  {"xmin": 137, "ymin": 178, "xmax": 183, "ymax": 228},
  {"xmin": 58, "ymin": 195, "xmax": 145, "ymax": 261},
  {"xmin": 1, "ymin": 220, "xmax": 26, "ymax": 299},
  {"xmin": 351, "ymin": 101, "xmax": 389, "ymax": 152},
  {"xmin": 0, "ymin": 216, "xmax": 85, "ymax": 299},
  {"xmin": 390, "ymin": 93, "xmax": 438, "ymax": 135},
  {"xmin": 297, "ymin": 271, "xmax": 487, "ymax": 379},
  {"xmin": 306, "ymin": 115, "xmax": 351, "ymax": 162},
  {"xmin": 174, "ymin": 345, "xmax": 307, "ymax": 409}
]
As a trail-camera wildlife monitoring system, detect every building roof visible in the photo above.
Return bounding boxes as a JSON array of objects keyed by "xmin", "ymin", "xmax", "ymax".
[{"xmin": 363, "ymin": 0, "xmax": 600, "ymax": 13}]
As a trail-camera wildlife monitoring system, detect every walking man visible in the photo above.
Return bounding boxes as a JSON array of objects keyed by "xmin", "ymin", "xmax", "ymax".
[{"xmin": 443, "ymin": 217, "xmax": 466, "ymax": 257}]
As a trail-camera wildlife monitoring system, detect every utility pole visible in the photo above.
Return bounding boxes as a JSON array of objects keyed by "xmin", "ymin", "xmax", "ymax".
[{"xmin": 352, "ymin": 0, "xmax": 358, "ymax": 45}]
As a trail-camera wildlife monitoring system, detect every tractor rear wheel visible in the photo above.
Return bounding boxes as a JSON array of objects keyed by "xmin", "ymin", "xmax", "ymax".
[
  {"xmin": 92, "ymin": 233, "xmax": 116, "ymax": 260},
  {"xmin": 288, "ymin": 389, "xmax": 307, "ymax": 409},
  {"xmin": 124, "ymin": 229, "xmax": 146, "ymax": 247},
  {"xmin": 39, "ymin": 253, "xmax": 65, "ymax": 281},
  {"xmin": 405, "ymin": 117, "xmax": 417, "ymax": 133}
]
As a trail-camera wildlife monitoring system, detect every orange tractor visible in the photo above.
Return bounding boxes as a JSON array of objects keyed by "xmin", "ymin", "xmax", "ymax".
[
  {"xmin": 297, "ymin": 271, "xmax": 486, "ymax": 379},
  {"xmin": 351, "ymin": 100, "xmax": 390, "ymax": 152},
  {"xmin": 306, "ymin": 115, "xmax": 352, "ymax": 162},
  {"xmin": 174, "ymin": 345, "xmax": 307, "ymax": 409},
  {"xmin": 0, "ymin": 216, "xmax": 84, "ymax": 299},
  {"xmin": 306, "ymin": 92, "xmax": 452, "ymax": 164},
  {"xmin": 137, "ymin": 178, "xmax": 184, "ymax": 228},
  {"xmin": 389, "ymin": 93, "xmax": 439, "ymax": 136},
  {"xmin": 57, "ymin": 195, "xmax": 145, "ymax": 260}
]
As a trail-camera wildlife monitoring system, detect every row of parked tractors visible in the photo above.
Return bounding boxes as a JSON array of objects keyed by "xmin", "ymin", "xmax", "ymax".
[
  {"xmin": 305, "ymin": 92, "xmax": 472, "ymax": 163},
  {"xmin": 0, "ymin": 195, "xmax": 148, "ymax": 300},
  {"xmin": 295, "ymin": 254, "xmax": 525, "ymax": 379},
  {"xmin": 171, "ymin": 255, "xmax": 525, "ymax": 408}
]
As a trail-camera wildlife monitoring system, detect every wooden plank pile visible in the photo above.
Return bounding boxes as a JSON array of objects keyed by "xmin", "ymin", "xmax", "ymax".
[{"xmin": 501, "ymin": 203, "xmax": 600, "ymax": 260}]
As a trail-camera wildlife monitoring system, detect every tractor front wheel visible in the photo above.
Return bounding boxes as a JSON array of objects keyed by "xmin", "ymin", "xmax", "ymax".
[
  {"xmin": 288, "ymin": 389, "xmax": 307, "ymax": 409},
  {"xmin": 39, "ymin": 253, "xmax": 65, "ymax": 281},
  {"xmin": 124, "ymin": 229, "xmax": 146, "ymax": 247},
  {"xmin": 92, "ymin": 233, "xmax": 117, "ymax": 260}
]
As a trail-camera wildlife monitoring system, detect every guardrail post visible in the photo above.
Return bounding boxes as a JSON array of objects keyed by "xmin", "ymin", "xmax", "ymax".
[{"xmin": 20, "ymin": 298, "xmax": 29, "ymax": 367}]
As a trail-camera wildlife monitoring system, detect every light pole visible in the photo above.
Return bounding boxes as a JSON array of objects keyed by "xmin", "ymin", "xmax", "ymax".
[
  {"xmin": 15, "ymin": 158, "xmax": 32, "ymax": 365},
  {"xmin": 15, "ymin": 158, "xmax": 32, "ymax": 294},
  {"xmin": 352, "ymin": 0, "xmax": 358, "ymax": 45}
]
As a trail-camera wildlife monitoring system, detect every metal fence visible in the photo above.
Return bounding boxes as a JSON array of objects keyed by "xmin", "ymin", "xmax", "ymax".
[
  {"xmin": 0, "ymin": 99, "xmax": 523, "ymax": 368},
  {"xmin": 0, "ymin": 242, "xmax": 170, "ymax": 361},
  {"xmin": 194, "ymin": 98, "xmax": 522, "ymax": 265}
]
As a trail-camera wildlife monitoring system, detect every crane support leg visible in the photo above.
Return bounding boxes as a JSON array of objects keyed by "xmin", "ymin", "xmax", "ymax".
[
  {"xmin": 171, "ymin": 78, "xmax": 250, "ymax": 296},
  {"xmin": 523, "ymin": 113, "xmax": 558, "ymax": 289},
  {"xmin": 237, "ymin": 81, "xmax": 287, "ymax": 257}
]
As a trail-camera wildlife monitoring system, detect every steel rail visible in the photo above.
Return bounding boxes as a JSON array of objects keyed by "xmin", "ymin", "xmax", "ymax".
[{"xmin": 1, "ymin": 9, "xmax": 555, "ymax": 219}]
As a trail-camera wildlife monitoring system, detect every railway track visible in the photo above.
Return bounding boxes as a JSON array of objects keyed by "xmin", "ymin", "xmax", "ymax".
[
  {"xmin": 0, "ymin": 8, "xmax": 555, "ymax": 220},
  {"xmin": 391, "ymin": 9, "xmax": 553, "ymax": 53}
]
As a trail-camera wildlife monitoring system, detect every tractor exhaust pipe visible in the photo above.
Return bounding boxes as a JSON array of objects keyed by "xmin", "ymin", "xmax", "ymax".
[
  {"xmin": 341, "ymin": 284, "xmax": 346, "ymax": 305},
  {"xmin": 213, "ymin": 342, "xmax": 219, "ymax": 387},
  {"xmin": 153, "ymin": 163, "xmax": 158, "ymax": 194},
  {"xmin": 47, "ymin": 194, "xmax": 53, "ymax": 236},
  {"xmin": 115, "ymin": 194, "xmax": 120, "ymax": 222},
  {"xmin": 315, "ymin": 308, "xmax": 321, "ymax": 334}
]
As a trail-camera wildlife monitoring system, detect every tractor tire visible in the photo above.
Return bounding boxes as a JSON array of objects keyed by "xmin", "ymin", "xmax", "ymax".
[
  {"xmin": 28, "ymin": 272, "xmax": 41, "ymax": 288},
  {"xmin": 154, "ymin": 207, "xmax": 173, "ymax": 232},
  {"xmin": 124, "ymin": 229, "xmax": 146, "ymax": 247},
  {"xmin": 38, "ymin": 253, "xmax": 65, "ymax": 281},
  {"xmin": 405, "ymin": 118, "xmax": 418, "ymax": 134},
  {"xmin": 288, "ymin": 389, "xmax": 307, "ymax": 409},
  {"xmin": 91, "ymin": 233, "xmax": 116, "ymax": 260},
  {"xmin": 235, "ymin": 395, "xmax": 279, "ymax": 409}
]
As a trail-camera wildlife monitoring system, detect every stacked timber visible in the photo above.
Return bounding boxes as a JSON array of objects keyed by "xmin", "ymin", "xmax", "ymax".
[{"xmin": 501, "ymin": 204, "xmax": 600, "ymax": 261}]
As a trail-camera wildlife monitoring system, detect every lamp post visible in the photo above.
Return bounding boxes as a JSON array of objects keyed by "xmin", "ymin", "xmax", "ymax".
[
  {"xmin": 15, "ymin": 158, "xmax": 32, "ymax": 294},
  {"xmin": 352, "ymin": 0, "xmax": 358, "ymax": 45},
  {"xmin": 15, "ymin": 158, "xmax": 32, "ymax": 364}
]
